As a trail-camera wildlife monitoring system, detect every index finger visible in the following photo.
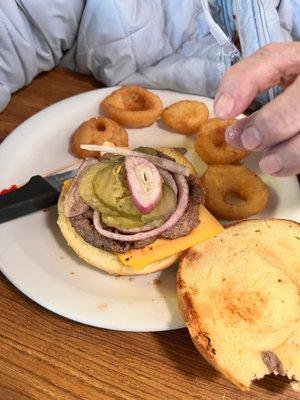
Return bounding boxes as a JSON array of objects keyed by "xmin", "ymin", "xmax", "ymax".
[{"xmin": 214, "ymin": 42, "xmax": 300, "ymax": 119}]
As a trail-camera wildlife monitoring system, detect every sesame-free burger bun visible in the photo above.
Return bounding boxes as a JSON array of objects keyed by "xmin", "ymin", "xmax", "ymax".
[
  {"xmin": 57, "ymin": 180, "xmax": 180, "ymax": 276},
  {"xmin": 178, "ymin": 219, "xmax": 300, "ymax": 391}
]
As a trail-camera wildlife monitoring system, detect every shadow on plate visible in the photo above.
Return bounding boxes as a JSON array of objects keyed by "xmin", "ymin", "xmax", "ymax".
[
  {"xmin": 156, "ymin": 118, "xmax": 179, "ymax": 134},
  {"xmin": 259, "ymin": 184, "xmax": 280, "ymax": 219}
]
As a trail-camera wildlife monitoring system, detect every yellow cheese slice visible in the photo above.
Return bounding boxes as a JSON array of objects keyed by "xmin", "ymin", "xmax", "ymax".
[{"xmin": 118, "ymin": 205, "xmax": 224, "ymax": 269}]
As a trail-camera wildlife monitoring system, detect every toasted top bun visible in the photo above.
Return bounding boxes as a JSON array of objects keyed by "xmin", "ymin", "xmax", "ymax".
[
  {"xmin": 57, "ymin": 148, "xmax": 196, "ymax": 276},
  {"xmin": 178, "ymin": 219, "xmax": 300, "ymax": 391}
]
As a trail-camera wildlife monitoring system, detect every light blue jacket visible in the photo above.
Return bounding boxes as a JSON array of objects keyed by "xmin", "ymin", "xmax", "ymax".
[{"xmin": 0, "ymin": 0, "xmax": 299, "ymax": 112}]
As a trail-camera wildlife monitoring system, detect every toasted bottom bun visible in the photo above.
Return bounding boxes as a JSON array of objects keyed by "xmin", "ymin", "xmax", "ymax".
[
  {"xmin": 57, "ymin": 182, "xmax": 180, "ymax": 276},
  {"xmin": 178, "ymin": 219, "xmax": 300, "ymax": 391}
]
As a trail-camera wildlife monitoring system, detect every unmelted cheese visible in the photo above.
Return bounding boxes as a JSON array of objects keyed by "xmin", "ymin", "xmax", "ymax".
[{"xmin": 118, "ymin": 206, "xmax": 224, "ymax": 269}]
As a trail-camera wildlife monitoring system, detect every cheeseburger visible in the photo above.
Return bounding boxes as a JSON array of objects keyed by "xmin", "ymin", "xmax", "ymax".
[{"xmin": 58, "ymin": 146, "xmax": 222, "ymax": 275}]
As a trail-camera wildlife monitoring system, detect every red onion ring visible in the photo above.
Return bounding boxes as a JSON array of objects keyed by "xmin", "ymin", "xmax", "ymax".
[
  {"xmin": 158, "ymin": 168, "xmax": 178, "ymax": 196},
  {"xmin": 125, "ymin": 156, "xmax": 162, "ymax": 214},
  {"xmin": 64, "ymin": 184, "xmax": 88, "ymax": 218},
  {"xmin": 116, "ymin": 166, "xmax": 176, "ymax": 233},
  {"xmin": 80, "ymin": 145, "xmax": 190, "ymax": 177},
  {"xmin": 93, "ymin": 174, "xmax": 189, "ymax": 241},
  {"xmin": 117, "ymin": 222, "xmax": 158, "ymax": 234},
  {"xmin": 108, "ymin": 168, "xmax": 176, "ymax": 234},
  {"xmin": 64, "ymin": 158, "xmax": 98, "ymax": 217}
]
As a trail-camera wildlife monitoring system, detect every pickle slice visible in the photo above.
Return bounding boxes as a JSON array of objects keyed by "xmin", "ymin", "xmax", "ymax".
[
  {"xmin": 78, "ymin": 162, "xmax": 119, "ymax": 216},
  {"xmin": 101, "ymin": 214, "xmax": 157, "ymax": 230},
  {"xmin": 94, "ymin": 164, "xmax": 177, "ymax": 221}
]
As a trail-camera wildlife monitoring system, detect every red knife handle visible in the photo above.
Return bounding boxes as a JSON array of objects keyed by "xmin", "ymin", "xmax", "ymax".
[{"xmin": 0, "ymin": 175, "xmax": 60, "ymax": 224}]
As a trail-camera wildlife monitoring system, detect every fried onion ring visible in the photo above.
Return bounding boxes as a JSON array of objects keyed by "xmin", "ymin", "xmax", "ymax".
[
  {"xmin": 71, "ymin": 117, "xmax": 128, "ymax": 158},
  {"xmin": 101, "ymin": 86, "xmax": 162, "ymax": 128},
  {"xmin": 202, "ymin": 165, "xmax": 269, "ymax": 220},
  {"xmin": 162, "ymin": 100, "xmax": 209, "ymax": 135},
  {"xmin": 195, "ymin": 118, "xmax": 249, "ymax": 164}
]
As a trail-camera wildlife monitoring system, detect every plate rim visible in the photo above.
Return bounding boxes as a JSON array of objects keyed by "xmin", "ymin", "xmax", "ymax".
[{"xmin": 0, "ymin": 87, "xmax": 299, "ymax": 332}]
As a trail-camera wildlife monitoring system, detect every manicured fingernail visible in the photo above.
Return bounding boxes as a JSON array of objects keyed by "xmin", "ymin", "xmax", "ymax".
[
  {"xmin": 214, "ymin": 93, "xmax": 235, "ymax": 118},
  {"xmin": 225, "ymin": 125, "xmax": 243, "ymax": 149},
  {"xmin": 225, "ymin": 125, "xmax": 243, "ymax": 148},
  {"xmin": 259, "ymin": 154, "xmax": 283, "ymax": 174},
  {"xmin": 241, "ymin": 127, "xmax": 262, "ymax": 150}
]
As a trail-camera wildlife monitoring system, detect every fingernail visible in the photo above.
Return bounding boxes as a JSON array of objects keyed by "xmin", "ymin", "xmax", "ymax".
[
  {"xmin": 241, "ymin": 127, "xmax": 262, "ymax": 150},
  {"xmin": 214, "ymin": 93, "xmax": 235, "ymax": 118},
  {"xmin": 259, "ymin": 154, "xmax": 283, "ymax": 174},
  {"xmin": 225, "ymin": 125, "xmax": 243, "ymax": 149}
]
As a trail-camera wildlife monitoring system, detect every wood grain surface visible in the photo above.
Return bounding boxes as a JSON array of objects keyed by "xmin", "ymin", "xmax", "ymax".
[{"xmin": 0, "ymin": 68, "xmax": 299, "ymax": 400}]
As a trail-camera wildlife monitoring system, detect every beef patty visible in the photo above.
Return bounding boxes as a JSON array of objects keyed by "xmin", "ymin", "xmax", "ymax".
[{"xmin": 69, "ymin": 175, "xmax": 204, "ymax": 254}]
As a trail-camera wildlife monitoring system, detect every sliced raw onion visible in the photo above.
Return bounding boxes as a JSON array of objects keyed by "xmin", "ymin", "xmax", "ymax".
[
  {"xmin": 64, "ymin": 158, "xmax": 98, "ymax": 217},
  {"xmin": 64, "ymin": 185, "xmax": 89, "ymax": 217},
  {"xmin": 118, "ymin": 222, "xmax": 158, "ymax": 234},
  {"xmin": 93, "ymin": 174, "xmax": 189, "ymax": 241},
  {"xmin": 80, "ymin": 145, "xmax": 190, "ymax": 177},
  {"xmin": 125, "ymin": 156, "xmax": 162, "ymax": 214},
  {"xmin": 158, "ymin": 168, "xmax": 178, "ymax": 196}
]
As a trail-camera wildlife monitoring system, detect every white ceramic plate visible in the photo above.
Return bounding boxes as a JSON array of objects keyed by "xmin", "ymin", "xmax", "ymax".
[{"xmin": 0, "ymin": 88, "xmax": 299, "ymax": 332}]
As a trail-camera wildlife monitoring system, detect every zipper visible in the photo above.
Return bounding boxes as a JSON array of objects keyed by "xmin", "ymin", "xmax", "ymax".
[
  {"xmin": 256, "ymin": 0, "xmax": 276, "ymax": 100},
  {"xmin": 200, "ymin": 0, "xmax": 241, "ymax": 65},
  {"xmin": 220, "ymin": 0, "xmax": 234, "ymax": 39},
  {"xmin": 201, "ymin": 0, "xmax": 277, "ymax": 101}
]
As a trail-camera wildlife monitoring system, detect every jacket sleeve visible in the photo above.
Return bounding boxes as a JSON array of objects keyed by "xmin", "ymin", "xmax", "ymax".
[
  {"xmin": 290, "ymin": 0, "xmax": 300, "ymax": 40},
  {"xmin": 74, "ymin": 0, "xmax": 224, "ymax": 98},
  {"xmin": 0, "ymin": 0, "xmax": 84, "ymax": 112}
]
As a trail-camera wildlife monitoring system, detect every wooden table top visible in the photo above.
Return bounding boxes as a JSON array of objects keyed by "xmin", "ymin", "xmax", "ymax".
[{"xmin": 0, "ymin": 68, "xmax": 299, "ymax": 400}]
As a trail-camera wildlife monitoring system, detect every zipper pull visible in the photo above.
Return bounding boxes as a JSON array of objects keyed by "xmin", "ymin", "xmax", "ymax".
[{"xmin": 201, "ymin": 0, "xmax": 241, "ymax": 64}]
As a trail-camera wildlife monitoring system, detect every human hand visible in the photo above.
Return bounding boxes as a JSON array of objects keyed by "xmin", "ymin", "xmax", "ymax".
[{"xmin": 214, "ymin": 43, "xmax": 300, "ymax": 176}]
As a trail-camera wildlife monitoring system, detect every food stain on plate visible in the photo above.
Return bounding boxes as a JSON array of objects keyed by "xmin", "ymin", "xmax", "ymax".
[
  {"xmin": 153, "ymin": 278, "xmax": 161, "ymax": 286},
  {"xmin": 97, "ymin": 303, "xmax": 108, "ymax": 311}
]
